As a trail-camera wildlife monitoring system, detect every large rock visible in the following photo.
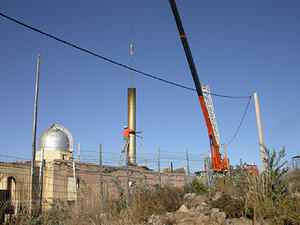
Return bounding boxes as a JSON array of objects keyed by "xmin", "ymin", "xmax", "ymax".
[
  {"xmin": 185, "ymin": 194, "xmax": 208, "ymax": 209},
  {"xmin": 196, "ymin": 213, "xmax": 211, "ymax": 224},
  {"xmin": 212, "ymin": 191, "xmax": 222, "ymax": 201},
  {"xmin": 178, "ymin": 204, "xmax": 189, "ymax": 213},
  {"xmin": 212, "ymin": 211, "xmax": 226, "ymax": 224},
  {"xmin": 211, "ymin": 208, "xmax": 220, "ymax": 214},
  {"xmin": 184, "ymin": 193, "xmax": 197, "ymax": 199},
  {"xmin": 227, "ymin": 216, "xmax": 253, "ymax": 225},
  {"xmin": 148, "ymin": 214, "xmax": 160, "ymax": 225}
]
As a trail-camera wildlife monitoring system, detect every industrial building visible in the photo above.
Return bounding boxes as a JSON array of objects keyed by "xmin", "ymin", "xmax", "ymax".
[{"xmin": 0, "ymin": 123, "xmax": 185, "ymax": 222}]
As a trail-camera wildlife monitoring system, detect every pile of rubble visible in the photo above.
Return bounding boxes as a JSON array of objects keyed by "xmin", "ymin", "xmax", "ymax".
[{"xmin": 148, "ymin": 193, "xmax": 254, "ymax": 225}]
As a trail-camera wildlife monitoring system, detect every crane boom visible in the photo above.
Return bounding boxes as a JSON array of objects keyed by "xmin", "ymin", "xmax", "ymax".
[
  {"xmin": 202, "ymin": 86, "xmax": 221, "ymax": 150},
  {"xmin": 169, "ymin": 0, "xmax": 228, "ymax": 171}
]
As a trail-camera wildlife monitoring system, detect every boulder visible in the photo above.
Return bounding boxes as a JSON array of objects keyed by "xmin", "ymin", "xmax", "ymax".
[
  {"xmin": 212, "ymin": 191, "xmax": 222, "ymax": 201},
  {"xmin": 178, "ymin": 204, "xmax": 189, "ymax": 213},
  {"xmin": 227, "ymin": 216, "xmax": 253, "ymax": 225},
  {"xmin": 184, "ymin": 193, "xmax": 197, "ymax": 199},
  {"xmin": 196, "ymin": 213, "xmax": 211, "ymax": 224},
  {"xmin": 148, "ymin": 214, "xmax": 160, "ymax": 225},
  {"xmin": 211, "ymin": 208, "xmax": 220, "ymax": 214}
]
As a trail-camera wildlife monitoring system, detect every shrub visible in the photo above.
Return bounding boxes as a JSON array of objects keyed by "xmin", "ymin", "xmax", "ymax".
[
  {"xmin": 211, "ymin": 193, "xmax": 245, "ymax": 218},
  {"xmin": 191, "ymin": 178, "xmax": 207, "ymax": 195},
  {"xmin": 245, "ymin": 147, "xmax": 289, "ymax": 221},
  {"xmin": 208, "ymin": 146, "xmax": 300, "ymax": 225},
  {"xmin": 286, "ymin": 169, "xmax": 300, "ymax": 194},
  {"xmin": 128, "ymin": 182, "xmax": 184, "ymax": 222}
]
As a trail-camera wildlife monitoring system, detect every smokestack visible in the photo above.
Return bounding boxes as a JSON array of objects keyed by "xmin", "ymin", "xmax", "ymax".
[{"xmin": 128, "ymin": 88, "xmax": 136, "ymax": 165}]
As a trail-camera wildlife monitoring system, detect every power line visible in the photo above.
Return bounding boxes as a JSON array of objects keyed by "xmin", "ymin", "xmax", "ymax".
[
  {"xmin": 224, "ymin": 95, "xmax": 252, "ymax": 146},
  {"xmin": 0, "ymin": 12, "xmax": 250, "ymax": 99}
]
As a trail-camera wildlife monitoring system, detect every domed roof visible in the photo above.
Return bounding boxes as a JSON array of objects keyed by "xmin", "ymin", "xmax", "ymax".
[{"xmin": 38, "ymin": 124, "xmax": 73, "ymax": 152}]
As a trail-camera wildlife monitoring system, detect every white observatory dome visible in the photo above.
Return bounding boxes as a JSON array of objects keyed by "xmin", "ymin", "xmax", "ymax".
[{"xmin": 38, "ymin": 124, "xmax": 73, "ymax": 152}]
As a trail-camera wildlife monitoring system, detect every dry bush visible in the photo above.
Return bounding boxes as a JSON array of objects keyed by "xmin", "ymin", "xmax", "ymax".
[
  {"xmin": 64, "ymin": 186, "xmax": 103, "ymax": 225},
  {"xmin": 244, "ymin": 147, "xmax": 300, "ymax": 224},
  {"xmin": 127, "ymin": 181, "xmax": 185, "ymax": 222},
  {"xmin": 286, "ymin": 169, "xmax": 300, "ymax": 194},
  {"xmin": 7, "ymin": 200, "xmax": 69, "ymax": 225},
  {"xmin": 51, "ymin": 179, "xmax": 184, "ymax": 225},
  {"xmin": 211, "ymin": 193, "xmax": 245, "ymax": 218},
  {"xmin": 209, "ymin": 147, "xmax": 300, "ymax": 225}
]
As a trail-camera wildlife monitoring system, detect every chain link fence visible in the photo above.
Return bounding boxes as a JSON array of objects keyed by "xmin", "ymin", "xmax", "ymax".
[{"xmin": 0, "ymin": 149, "xmax": 206, "ymax": 223}]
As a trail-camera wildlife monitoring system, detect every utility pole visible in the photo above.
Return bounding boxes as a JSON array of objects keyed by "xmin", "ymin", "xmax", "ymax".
[
  {"xmin": 30, "ymin": 53, "xmax": 40, "ymax": 215},
  {"xmin": 254, "ymin": 92, "xmax": 266, "ymax": 172}
]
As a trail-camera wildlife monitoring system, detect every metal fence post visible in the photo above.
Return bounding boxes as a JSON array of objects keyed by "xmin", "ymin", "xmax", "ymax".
[
  {"xmin": 125, "ymin": 144, "xmax": 130, "ymax": 206},
  {"xmin": 99, "ymin": 143, "xmax": 104, "ymax": 213},
  {"xmin": 206, "ymin": 156, "xmax": 213, "ymax": 189},
  {"xmin": 73, "ymin": 161, "xmax": 78, "ymax": 209},
  {"xmin": 186, "ymin": 149, "xmax": 191, "ymax": 193},
  {"xmin": 38, "ymin": 149, "xmax": 44, "ymax": 215},
  {"xmin": 158, "ymin": 147, "xmax": 161, "ymax": 187}
]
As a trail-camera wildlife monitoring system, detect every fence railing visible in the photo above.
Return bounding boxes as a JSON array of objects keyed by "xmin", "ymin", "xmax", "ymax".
[{"xmin": 0, "ymin": 148, "xmax": 205, "ymax": 221}]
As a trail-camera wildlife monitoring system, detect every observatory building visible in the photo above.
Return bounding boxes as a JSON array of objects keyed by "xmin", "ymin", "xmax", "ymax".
[{"xmin": 36, "ymin": 124, "xmax": 73, "ymax": 161}]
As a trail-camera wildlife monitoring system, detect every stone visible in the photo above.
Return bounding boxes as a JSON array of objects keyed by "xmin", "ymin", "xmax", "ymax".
[
  {"xmin": 148, "ymin": 214, "xmax": 160, "ymax": 225},
  {"xmin": 203, "ymin": 208, "xmax": 212, "ymax": 215},
  {"xmin": 228, "ymin": 216, "xmax": 253, "ymax": 225},
  {"xmin": 211, "ymin": 208, "xmax": 220, "ymax": 214},
  {"xmin": 185, "ymin": 194, "xmax": 208, "ymax": 209},
  {"xmin": 216, "ymin": 211, "xmax": 226, "ymax": 224},
  {"xmin": 178, "ymin": 204, "xmax": 189, "ymax": 213},
  {"xmin": 196, "ymin": 205, "xmax": 204, "ymax": 211},
  {"xmin": 212, "ymin": 191, "xmax": 222, "ymax": 201},
  {"xmin": 239, "ymin": 217, "xmax": 253, "ymax": 225},
  {"xmin": 184, "ymin": 192, "xmax": 197, "ymax": 199},
  {"xmin": 196, "ymin": 213, "xmax": 211, "ymax": 224}
]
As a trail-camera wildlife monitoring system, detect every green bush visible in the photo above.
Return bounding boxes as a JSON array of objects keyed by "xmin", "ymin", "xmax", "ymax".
[
  {"xmin": 208, "ymin": 146, "xmax": 300, "ymax": 225},
  {"xmin": 191, "ymin": 178, "xmax": 207, "ymax": 195}
]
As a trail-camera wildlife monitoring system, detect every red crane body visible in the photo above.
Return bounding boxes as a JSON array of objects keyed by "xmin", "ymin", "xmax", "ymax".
[{"xmin": 169, "ymin": 0, "xmax": 228, "ymax": 171}]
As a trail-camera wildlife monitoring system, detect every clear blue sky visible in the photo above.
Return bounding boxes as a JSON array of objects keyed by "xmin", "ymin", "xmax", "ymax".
[{"xmin": 1, "ymin": 0, "xmax": 299, "ymax": 171}]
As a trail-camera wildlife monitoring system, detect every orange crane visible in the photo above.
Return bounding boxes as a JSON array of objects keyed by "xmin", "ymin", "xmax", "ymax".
[
  {"xmin": 169, "ymin": 0, "xmax": 228, "ymax": 172},
  {"xmin": 169, "ymin": 1, "xmax": 260, "ymax": 176}
]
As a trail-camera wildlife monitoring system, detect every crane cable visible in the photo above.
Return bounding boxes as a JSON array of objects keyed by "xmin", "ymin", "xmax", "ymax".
[
  {"xmin": 0, "ymin": 11, "xmax": 250, "ymax": 99},
  {"xmin": 129, "ymin": 0, "xmax": 134, "ymax": 87}
]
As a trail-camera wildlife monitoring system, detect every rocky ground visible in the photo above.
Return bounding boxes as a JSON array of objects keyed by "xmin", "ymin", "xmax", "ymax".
[{"xmin": 147, "ymin": 193, "xmax": 255, "ymax": 225}]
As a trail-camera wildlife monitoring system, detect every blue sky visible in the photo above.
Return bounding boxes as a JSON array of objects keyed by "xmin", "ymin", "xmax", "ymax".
[{"xmin": 1, "ymin": 0, "xmax": 299, "ymax": 171}]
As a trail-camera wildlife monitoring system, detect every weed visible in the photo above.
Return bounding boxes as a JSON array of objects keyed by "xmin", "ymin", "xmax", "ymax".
[
  {"xmin": 211, "ymin": 193, "xmax": 245, "ymax": 218},
  {"xmin": 191, "ymin": 177, "xmax": 207, "ymax": 195},
  {"xmin": 209, "ymin": 146, "xmax": 300, "ymax": 224}
]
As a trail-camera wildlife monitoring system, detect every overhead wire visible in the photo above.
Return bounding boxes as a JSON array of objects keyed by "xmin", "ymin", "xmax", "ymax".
[
  {"xmin": 0, "ymin": 11, "xmax": 250, "ymax": 99},
  {"xmin": 0, "ymin": 12, "xmax": 253, "ymax": 146},
  {"xmin": 224, "ymin": 95, "xmax": 252, "ymax": 146}
]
